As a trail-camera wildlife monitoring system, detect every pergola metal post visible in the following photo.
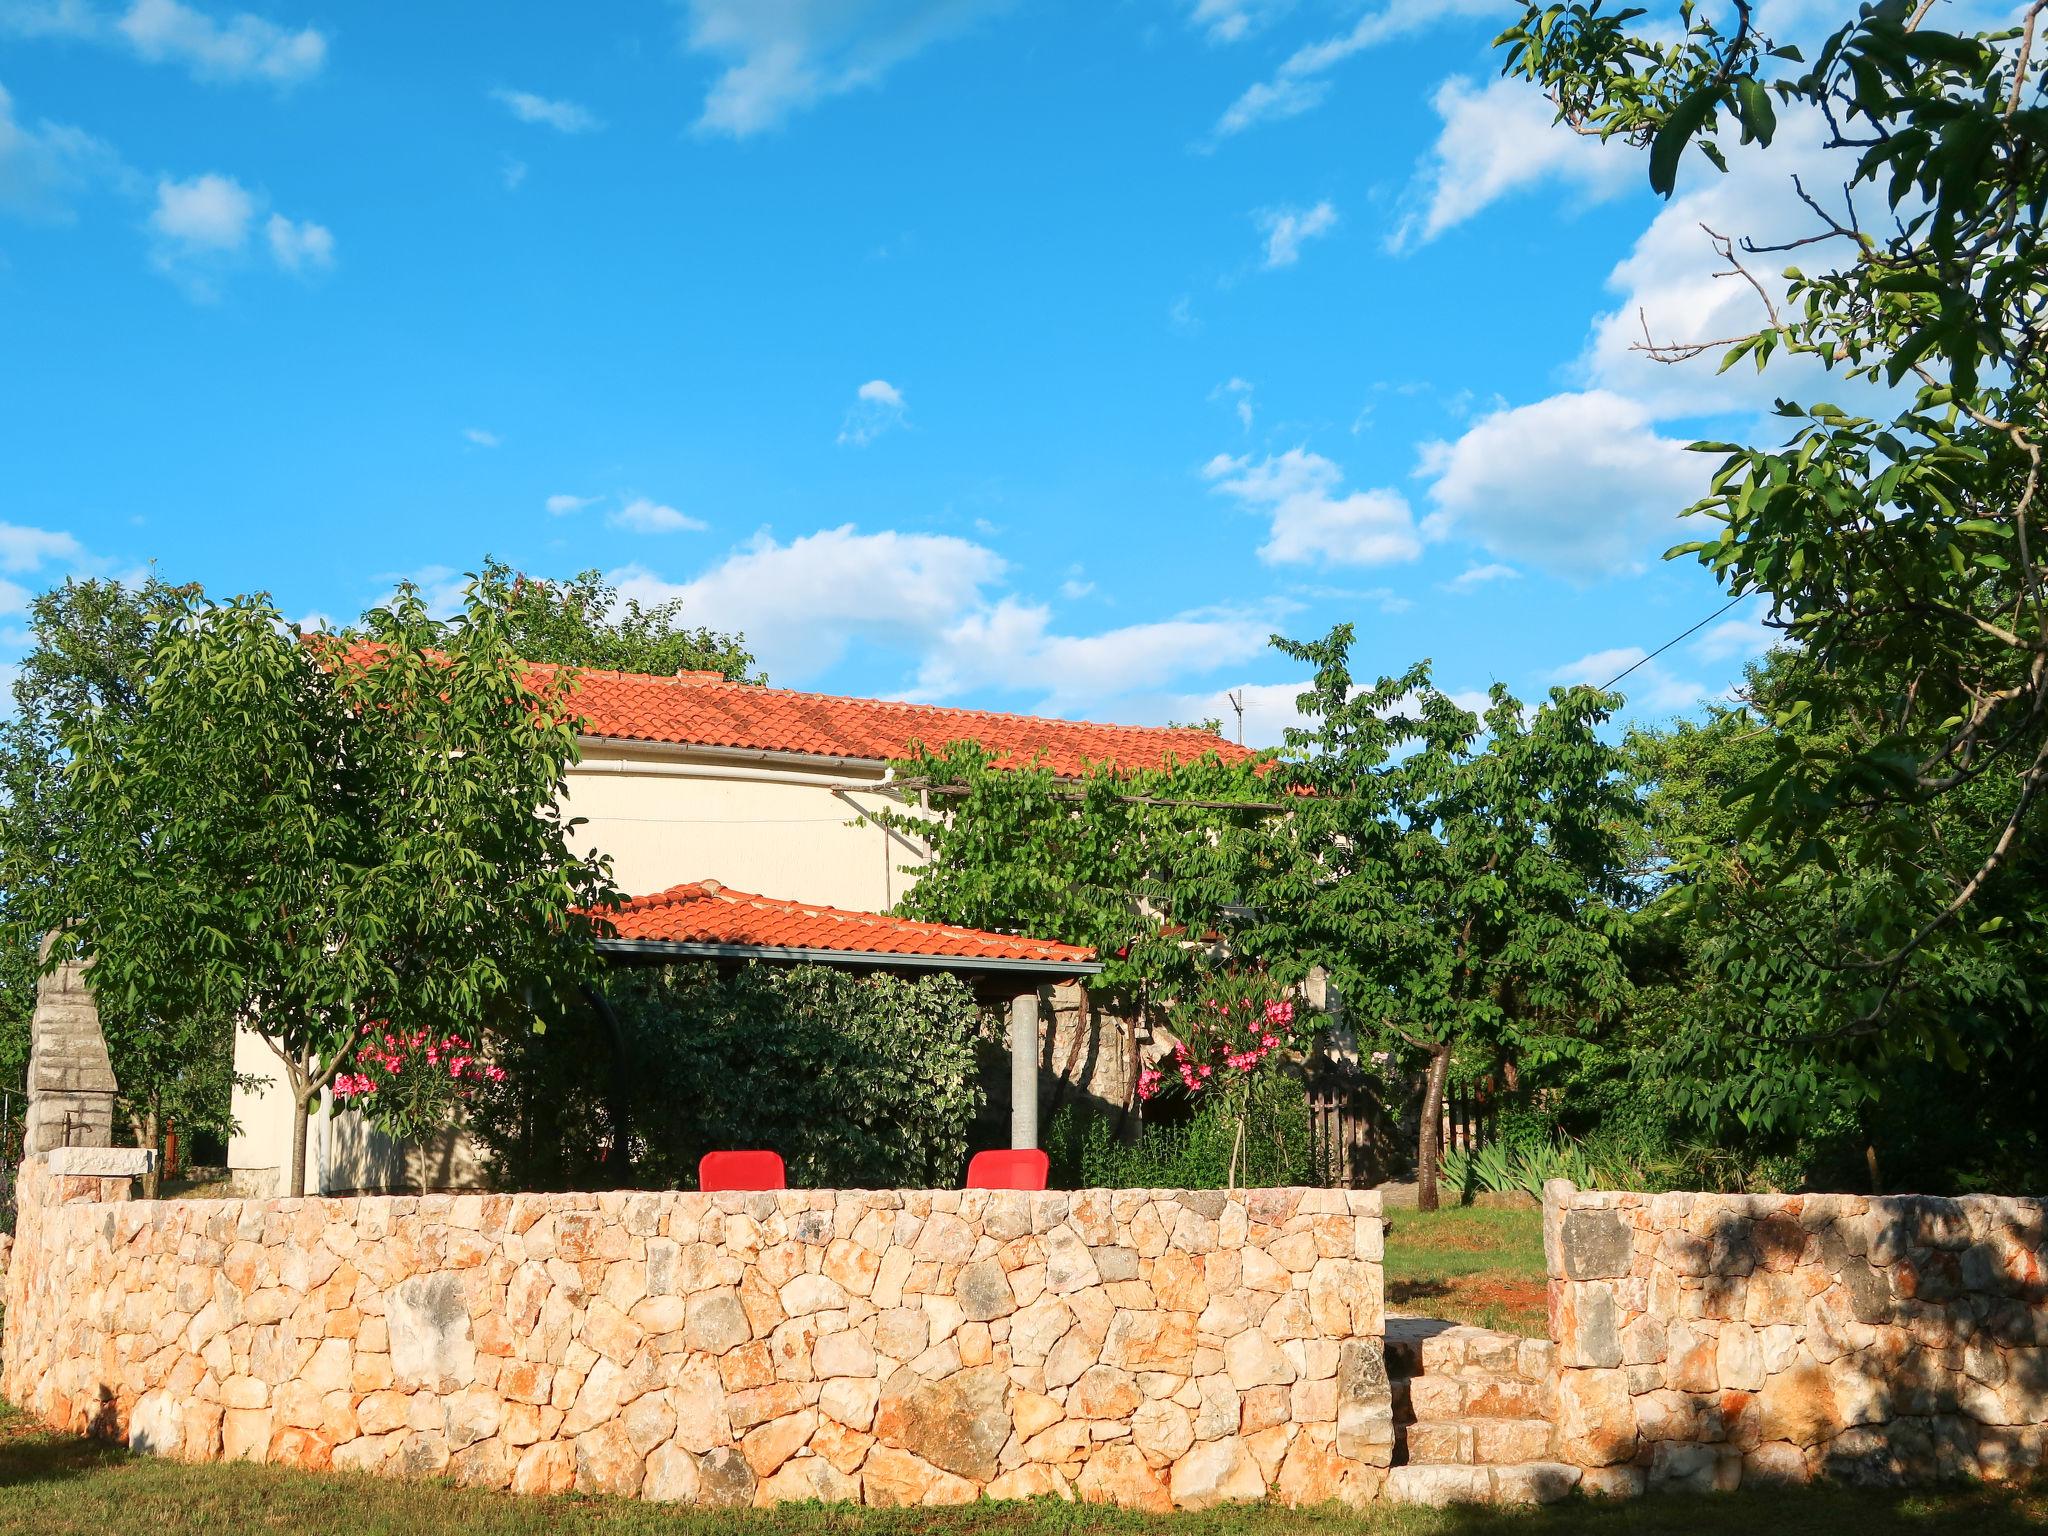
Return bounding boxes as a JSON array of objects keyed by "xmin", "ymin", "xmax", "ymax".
[{"xmin": 1009, "ymin": 989, "xmax": 1040, "ymax": 1150}]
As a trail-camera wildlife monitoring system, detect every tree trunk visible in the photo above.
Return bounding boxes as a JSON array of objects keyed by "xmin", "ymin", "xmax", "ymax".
[
  {"xmin": 290, "ymin": 1087, "xmax": 310, "ymax": 1198},
  {"xmin": 1416, "ymin": 1044, "xmax": 1452, "ymax": 1213}
]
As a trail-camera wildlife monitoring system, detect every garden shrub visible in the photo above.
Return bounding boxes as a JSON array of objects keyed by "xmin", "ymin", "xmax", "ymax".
[
  {"xmin": 469, "ymin": 962, "xmax": 984, "ymax": 1191},
  {"xmin": 1046, "ymin": 1070, "xmax": 1314, "ymax": 1191}
]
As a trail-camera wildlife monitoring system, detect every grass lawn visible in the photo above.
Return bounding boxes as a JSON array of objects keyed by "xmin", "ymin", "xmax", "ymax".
[
  {"xmin": 1, "ymin": 1405, "xmax": 2043, "ymax": 1536},
  {"xmin": 1382, "ymin": 1203, "xmax": 1548, "ymax": 1336}
]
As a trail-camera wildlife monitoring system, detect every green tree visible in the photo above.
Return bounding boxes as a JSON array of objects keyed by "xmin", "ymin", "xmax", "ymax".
[
  {"xmin": 1243, "ymin": 625, "xmax": 1640, "ymax": 1210},
  {"xmin": 1621, "ymin": 650, "xmax": 2048, "ymax": 1189},
  {"xmin": 470, "ymin": 557, "xmax": 760, "ymax": 680},
  {"xmin": 1500, "ymin": 0, "xmax": 2048, "ymax": 1042},
  {"xmin": 879, "ymin": 741, "xmax": 1272, "ymax": 1126},
  {"xmin": 58, "ymin": 577, "xmax": 615, "ymax": 1195},
  {"xmin": 0, "ymin": 577, "xmax": 239, "ymax": 1187}
]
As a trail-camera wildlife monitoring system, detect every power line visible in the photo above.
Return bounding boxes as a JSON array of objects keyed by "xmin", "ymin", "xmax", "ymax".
[{"xmin": 1599, "ymin": 593, "xmax": 1751, "ymax": 692}]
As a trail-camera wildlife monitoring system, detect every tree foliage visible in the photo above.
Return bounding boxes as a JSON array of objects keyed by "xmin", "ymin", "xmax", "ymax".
[
  {"xmin": 1238, "ymin": 625, "xmax": 1640, "ymax": 1209},
  {"xmin": 466, "ymin": 557, "xmax": 759, "ymax": 681},
  {"xmin": 0, "ymin": 577, "xmax": 241, "ymax": 1182},
  {"xmin": 57, "ymin": 578, "xmax": 614, "ymax": 1194},
  {"xmin": 1502, "ymin": 0, "xmax": 2048, "ymax": 1041}
]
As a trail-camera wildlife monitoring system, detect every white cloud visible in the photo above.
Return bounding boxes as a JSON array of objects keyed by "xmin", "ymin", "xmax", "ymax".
[
  {"xmin": 1418, "ymin": 390, "xmax": 1703, "ymax": 577},
  {"xmin": 608, "ymin": 497, "xmax": 706, "ymax": 534},
  {"xmin": 1579, "ymin": 105, "xmax": 1881, "ymax": 420},
  {"xmin": 5, "ymin": 0, "xmax": 325, "ymax": 86},
  {"xmin": 1690, "ymin": 604, "xmax": 1776, "ymax": 666},
  {"xmin": 1550, "ymin": 646, "xmax": 1717, "ymax": 714},
  {"xmin": 1257, "ymin": 199, "xmax": 1335, "ymax": 269},
  {"xmin": 119, "ymin": 0, "xmax": 324, "ymax": 83},
  {"xmin": 1186, "ymin": 0, "xmax": 1291, "ymax": 44},
  {"xmin": 463, "ymin": 427, "xmax": 501, "ymax": 448},
  {"xmin": 546, "ymin": 493, "xmax": 597, "ymax": 516},
  {"xmin": 678, "ymin": 0, "xmax": 1013, "ymax": 138},
  {"xmin": 491, "ymin": 88, "xmax": 602, "ymax": 133},
  {"xmin": 265, "ymin": 211, "xmax": 332, "ymax": 271},
  {"xmin": 838, "ymin": 377, "xmax": 908, "ymax": 446},
  {"xmin": 142, "ymin": 172, "xmax": 331, "ymax": 295},
  {"xmin": 1212, "ymin": 376, "xmax": 1254, "ymax": 431},
  {"xmin": 1205, "ymin": 447, "xmax": 1421, "ymax": 568},
  {"xmin": 1392, "ymin": 76, "xmax": 1634, "ymax": 249},
  {"xmin": 1211, "ymin": 0, "xmax": 1502, "ymax": 139},
  {"xmin": 150, "ymin": 170, "xmax": 250, "ymax": 250},
  {"xmin": 612, "ymin": 524, "xmax": 1005, "ymax": 682},
  {"xmin": 1446, "ymin": 562, "xmax": 1519, "ymax": 591},
  {"xmin": 0, "ymin": 81, "xmax": 122, "ymax": 220},
  {"xmin": 912, "ymin": 597, "xmax": 1273, "ymax": 711},
  {"xmin": 0, "ymin": 520, "xmax": 81, "ymax": 571},
  {"xmin": 500, "ymin": 156, "xmax": 528, "ymax": 191},
  {"xmin": 1060, "ymin": 575, "xmax": 1095, "ymax": 600}
]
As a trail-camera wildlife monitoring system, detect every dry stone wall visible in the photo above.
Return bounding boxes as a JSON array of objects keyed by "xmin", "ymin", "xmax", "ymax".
[
  {"xmin": 2, "ymin": 1159, "xmax": 1390, "ymax": 1510},
  {"xmin": 1544, "ymin": 1180, "xmax": 2048, "ymax": 1494}
]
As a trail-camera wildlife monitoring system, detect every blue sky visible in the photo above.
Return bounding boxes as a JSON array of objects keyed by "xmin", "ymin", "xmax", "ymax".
[{"xmin": 0, "ymin": 0, "xmax": 1853, "ymax": 745}]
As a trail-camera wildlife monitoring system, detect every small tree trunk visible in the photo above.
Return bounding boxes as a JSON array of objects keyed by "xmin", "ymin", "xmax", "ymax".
[
  {"xmin": 1865, "ymin": 1141, "xmax": 1883, "ymax": 1196},
  {"xmin": 290, "ymin": 1089, "xmax": 311, "ymax": 1198},
  {"xmin": 1416, "ymin": 1044, "xmax": 1453, "ymax": 1213}
]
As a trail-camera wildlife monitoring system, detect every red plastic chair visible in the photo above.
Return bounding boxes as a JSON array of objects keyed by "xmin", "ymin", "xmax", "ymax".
[
  {"xmin": 699, "ymin": 1150, "xmax": 786, "ymax": 1192},
  {"xmin": 966, "ymin": 1148, "xmax": 1049, "ymax": 1191}
]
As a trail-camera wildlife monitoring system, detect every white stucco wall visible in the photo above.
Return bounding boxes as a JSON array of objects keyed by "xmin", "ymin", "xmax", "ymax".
[{"xmin": 226, "ymin": 744, "xmax": 937, "ymax": 1193}]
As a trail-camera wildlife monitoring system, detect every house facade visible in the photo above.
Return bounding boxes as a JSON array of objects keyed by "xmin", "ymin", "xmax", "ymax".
[{"xmin": 225, "ymin": 667, "xmax": 1251, "ymax": 1194}]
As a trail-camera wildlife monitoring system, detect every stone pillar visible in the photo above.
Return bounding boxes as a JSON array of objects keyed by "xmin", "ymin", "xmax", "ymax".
[
  {"xmin": 1009, "ymin": 989, "xmax": 1040, "ymax": 1150},
  {"xmin": 22, "ymin": 931, "xmax": 119, "ymax": 1156}
]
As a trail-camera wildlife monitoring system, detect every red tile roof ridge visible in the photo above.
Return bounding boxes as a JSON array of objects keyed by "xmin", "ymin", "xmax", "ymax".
[
  {"xmin": 541, "ymin": 663, "xmax": 1243, "ymax": 749},
  {"xmin": 591, "ymin": 881, "xmax": 1096, "ymax": 964}
]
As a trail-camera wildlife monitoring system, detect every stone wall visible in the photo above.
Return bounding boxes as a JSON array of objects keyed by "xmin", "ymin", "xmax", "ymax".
[
  {"xmin": 1544, "ymin": 1180, "xmax": 2048, "ymax": 1494},
  {"xmin": 2, "ymin": 1162, "xmax": 1390, "ymax": 1509}
]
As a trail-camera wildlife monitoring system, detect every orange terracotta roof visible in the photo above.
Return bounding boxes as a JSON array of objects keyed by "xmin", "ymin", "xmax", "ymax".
[
  {"xmin": 590, "ymin": 881, "xmax": 1098, "ymax": 969},
  {"xmin": 553, "ymin": 667, "xmax": 1252, "ymax": 777},
  {"xmin": 313, "ymin": 641, "xmax": 1251, "ymax": 777}
]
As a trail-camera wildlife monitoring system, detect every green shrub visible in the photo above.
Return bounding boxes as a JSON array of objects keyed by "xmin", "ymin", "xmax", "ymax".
[
  {"xmin": 1047, "ymin": 1071, "xmax": 1314, "ymax": 1190},
  {"xmin": 469, "ymin": 962, "xmax": 984, "ymax": 1191}
]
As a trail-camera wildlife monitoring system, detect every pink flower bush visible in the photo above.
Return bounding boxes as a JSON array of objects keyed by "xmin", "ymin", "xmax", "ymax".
[
  {"xmin": 1138, "ymin": 976, "xmax": 1311, "ymax": 1104},
  {"xmin": 332, "ymin": 1026, "xmax": 507, "ymax": 1139}
]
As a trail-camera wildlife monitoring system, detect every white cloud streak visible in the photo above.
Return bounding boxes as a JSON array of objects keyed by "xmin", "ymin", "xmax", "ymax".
[
  {"xmin": 678, "ymin": 0, "xmax": 1013, "ymax": 138},
  {"xmin": 1257, "ymin": 200, "xmax": 1335, "ymax": 268},
  {"xmin": 1391, "ymin": 76, "xmax": 1634, "ymax": 249},
  {"xmin": 838, "ymin": 377, "xmax": 908, "ymax": 446},
  {"xmin": 491, "ymin": 88, "xmax": 603, "ymax": 133},
  {"xmin": 3, "ymin": 0, "xmax": 327, "ymax": 85},
  {"xmin": 608, "ymin": 498, "xmax": 706, "ymax": 534},
  {"xmin": 1211, "ymin": 0, "xmax": 1502, "ymax": 139}
]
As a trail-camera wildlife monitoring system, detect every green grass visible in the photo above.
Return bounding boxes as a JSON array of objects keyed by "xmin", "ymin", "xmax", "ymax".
[
  {"xmin": 1382, "ymin": 1204, "xmax": 1549, "ymax": 1336},
  {"xmin": 0, "ymin": 1404, "xmax": 2042, "ymax": 1535}
]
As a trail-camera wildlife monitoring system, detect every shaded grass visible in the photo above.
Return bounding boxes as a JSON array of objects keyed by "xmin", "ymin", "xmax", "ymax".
[
  {"xmin": 1382, "ymin": 1205, "xmax": 1548, "ymax": 1336},
  {"xmin": 0, "ymin": 1404, "xmax": 2043, "ymax": 1535}
]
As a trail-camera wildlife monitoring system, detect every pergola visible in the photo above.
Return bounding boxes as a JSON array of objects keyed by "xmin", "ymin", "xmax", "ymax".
[{"xmin": 587, "ymin": 880, "xmax": 1102, "ymax": 1150}]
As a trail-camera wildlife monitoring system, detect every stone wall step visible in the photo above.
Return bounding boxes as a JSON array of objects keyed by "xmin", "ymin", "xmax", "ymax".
[
  {"xmin": 1403, "ymin": 1372, "xmax": 1556, "ymax": 1422},
  {"xmin": 1385, "ymin": 1317, "xmax": 1555, "ymax": 1384},
  {"xmin": 1385, "ymin": 1461, "xmax": 1582, "ymax": 1506},
  {"xmin": 1400, "ymin": 1416, "xmax": 1556, "ymax": 1466}
]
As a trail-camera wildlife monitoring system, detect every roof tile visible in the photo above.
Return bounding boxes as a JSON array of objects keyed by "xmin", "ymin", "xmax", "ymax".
[{"xmin": 590, "ymin": 881, "xmax": 1097, "ymax": 966}]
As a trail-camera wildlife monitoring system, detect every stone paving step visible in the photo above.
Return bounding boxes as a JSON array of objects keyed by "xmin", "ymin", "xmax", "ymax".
[
  {"xmin": 1401, "ymin": 1416, "xmax": 1556, "ymax": 1466},
  {"xmin": 1383, "ymin": 1316, "xmax": 1571, "ymax": 1503},
  {"xmin": 1385, "ymin": 1461, "xmax": 1583, "ymax": 1506},
  {"xmin": 1403, "ymin": 1371, "xmax": 1556, "ymax": 1421}
]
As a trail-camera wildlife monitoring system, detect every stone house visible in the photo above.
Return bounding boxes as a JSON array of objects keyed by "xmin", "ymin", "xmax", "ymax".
[{"xmin": 226, "ymin": 667, "xmax": 1254, "ymax": 1195}]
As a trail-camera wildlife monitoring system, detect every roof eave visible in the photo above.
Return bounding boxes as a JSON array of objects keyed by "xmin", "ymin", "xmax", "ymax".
[
  {"xmin": 593, "ymin": 937, "xmax": 1101, "ymax": 976},
  {"xmin": 575, "ymin": 736, "xmax": 896, "ymax": 774}
]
